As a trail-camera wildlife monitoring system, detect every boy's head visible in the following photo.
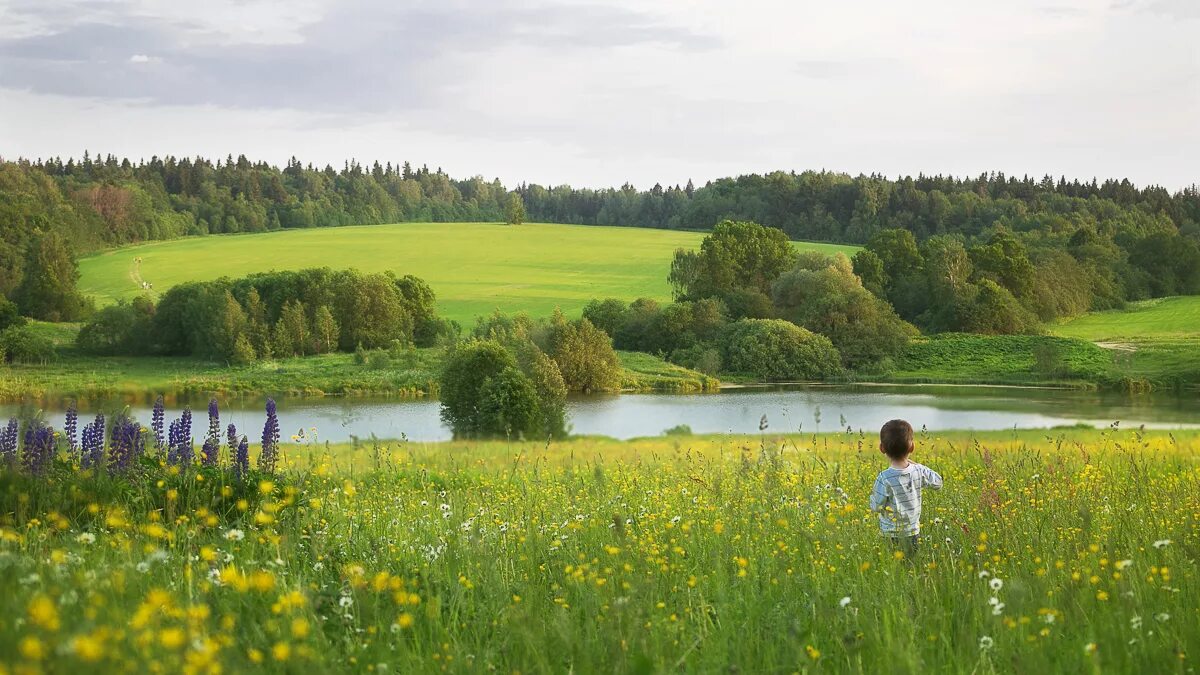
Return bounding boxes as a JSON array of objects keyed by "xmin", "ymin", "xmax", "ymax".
[{"xmin": 879, "ymin": 419, "xmax": 914, "ymax": 461}]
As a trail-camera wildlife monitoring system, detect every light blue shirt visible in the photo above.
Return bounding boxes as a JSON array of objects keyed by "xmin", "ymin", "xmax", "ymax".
[{"xmin": 870, "ymin": 462, "xmax": 943, "ymax": 536}]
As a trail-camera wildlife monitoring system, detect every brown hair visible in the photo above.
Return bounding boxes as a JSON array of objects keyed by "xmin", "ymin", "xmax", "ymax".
[{"xmin": 880, "ymin": 419, "xmax": 914, "ymax": 460}]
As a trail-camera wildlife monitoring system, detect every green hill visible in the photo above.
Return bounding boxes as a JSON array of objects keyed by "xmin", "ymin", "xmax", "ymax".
[
  {"xmin": 1053, "ymin": 296, "xmax": 1200, "ymax": 341},
  {"xmin": 77, "ymin": 222, "xmax": 857, "ymax": 325}
]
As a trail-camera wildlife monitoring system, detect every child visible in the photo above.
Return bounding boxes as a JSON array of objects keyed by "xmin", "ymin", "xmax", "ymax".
[{"xmin": 869, "ymin": 419, "xmax": 942, "ymax": 558}]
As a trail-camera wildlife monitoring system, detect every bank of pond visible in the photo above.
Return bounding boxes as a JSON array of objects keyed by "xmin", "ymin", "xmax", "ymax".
[{"xmin": 2, "ymin": 384, "xmax": 1198, "ymax": 444}]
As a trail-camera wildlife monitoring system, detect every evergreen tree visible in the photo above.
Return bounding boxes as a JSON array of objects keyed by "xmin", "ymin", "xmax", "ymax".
[{"xmin": 14, "ymin": 229, "xmax": 88, "ymax": 321}]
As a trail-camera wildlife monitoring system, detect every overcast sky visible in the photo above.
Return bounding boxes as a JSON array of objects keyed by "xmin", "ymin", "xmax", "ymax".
[{"xmin": 0, "ymin": 0, "xmax": 1196, "ymax": 189}]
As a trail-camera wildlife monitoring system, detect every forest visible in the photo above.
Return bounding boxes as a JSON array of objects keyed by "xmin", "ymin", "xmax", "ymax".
[{"xmin": 1, "ymin": 153, "xmax": 1197, "ymax": 331}]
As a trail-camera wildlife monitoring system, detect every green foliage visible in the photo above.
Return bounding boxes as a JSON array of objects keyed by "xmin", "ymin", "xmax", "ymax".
[
  {"xmin": 75, "ymin": 296, "xmax": 155, "ymax": 356},
  {"xmin": 0, "ymin": 325, "xmax": 56, "ymax": 364},
  {"xmin": 0, "ymin": 297, "xmax": 27, "ymax": 331},
  {"xmin": 439, "ymin": 340, "xmax": 562, "ymax": 439},
  {"xmin": 543, "ymin": 313, "xmax": 622, "ymax": 393},
  {"xmin": 504, "ymin": 192, "xmax": 526, "ymax": 225},
  {"xmin": 14, "ymin": 229, "xmax": 90, "ymax": 321},
  {"xmin": 893, "ymin": 334, "xmax": 1113, "ymax": 385},
  {"xmin": 722, "ymin": 318, "xmax": 841, "ymax": 381},
  {"xmin": 672, "ymin": 220, "xmax": 797, "ymax": 299},
  {"xmin": 772, "ymin": 254, "xmax": 915, "ymax": 368}
]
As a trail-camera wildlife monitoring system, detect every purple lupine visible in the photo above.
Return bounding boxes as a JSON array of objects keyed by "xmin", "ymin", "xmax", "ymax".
[
  {"xmin": 21, "ymin": 421, "xmax": 56, "ymax": 475},
  {"xmin": 235, "ymin": 436, "xmax": 250, "ymax": 480},
  {"xmin": 80, "ymin": 415, "xmax": 105, "ymax": 471},
  {"xmin": 202, "ymin": 398, "xmax": 220, "ymax": 467},
  {"xmin": 226, "ymin": 423, "xmax": 238, "ymax": 451},
  {"xmin": 64, "ymin": 401, "xmax": 78, "ymax": 456},
  {"xmin": 1, "ymin": 419, "xmax": 18, "ymax": 467},
  {"xmin": 259, "ymin": 398, "xmax": 279, "ymax": 473},
  {"xmin": 166, "ymin": 419, "xmax": 180, "ymax": 465},
  {"xmin": 177, "ymin": 407, "xmax": 194, "ymax": 466},
  {"xmin": 151, "ymin": 395, "xmax": 165, "ymax": 451},
  {"xmin": 107, "ymin": 414, "xmax": 132, "ymax": 472}
]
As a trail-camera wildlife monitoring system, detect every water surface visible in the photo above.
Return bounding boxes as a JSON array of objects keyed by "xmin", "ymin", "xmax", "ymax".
[{"xmin": 2, "ymin": 384, "xmax": 1196, "ymax": 442}]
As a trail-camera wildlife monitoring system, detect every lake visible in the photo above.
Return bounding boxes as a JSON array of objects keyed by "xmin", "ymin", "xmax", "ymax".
[{"xmin": 2, "ymin": 384, "xmax": 1197, "ymax": 443}]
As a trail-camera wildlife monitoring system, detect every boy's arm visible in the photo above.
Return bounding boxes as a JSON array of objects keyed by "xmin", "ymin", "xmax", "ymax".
[
  {"xmin": 923, "ymin": 465, "xmax": 944, "ymax": 490},
  {"xmin": 869, "ymin": 475, "xmax": 890, "ymax": 512}
]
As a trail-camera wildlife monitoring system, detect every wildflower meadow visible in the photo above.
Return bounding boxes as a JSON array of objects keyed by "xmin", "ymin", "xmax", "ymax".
[{"xmin": 0, "ymin": 399, "xmax": 1196, "ymax": 673}]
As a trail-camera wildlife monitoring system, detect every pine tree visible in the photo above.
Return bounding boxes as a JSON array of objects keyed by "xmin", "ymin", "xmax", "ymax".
[{"xmin": 505, "ymin": 193, "xmax": 526, "ymax": 225}]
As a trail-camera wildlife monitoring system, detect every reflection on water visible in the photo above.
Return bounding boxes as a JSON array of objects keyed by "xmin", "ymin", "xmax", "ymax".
[{"xmin": 2, "ymin": 384, "xmax": 1197, "ymax": 442}]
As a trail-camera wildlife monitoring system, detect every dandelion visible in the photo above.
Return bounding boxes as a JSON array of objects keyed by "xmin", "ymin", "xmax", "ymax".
[
  {"xmin": 1155, "ymin": 613, "xmax": 1170, "ymax": 623},
  {"xmin": 76, "ymin": 532, "xmax": 96, "ymax": 544},
  {"xmin": 839, "ymin": 596, "xmax": 852, "ymax": 608},
  {"xmin": 989, "ymin": 578, "xmax": 1004, "ymax": 591},
  {"xmin": 1084, "ymin": 642, "xmax": 1098, "ymax": 655},
  {"xmin": 339, "ymin": 595, "xmax": 354, "ymax": 609},
  {"xmin": 225, "ymin": 529, "xmax": 245, "ymax": 541},
  {"xmin": 1115, "ymin": 559, "xmax": 1133, "ymax": 570},
  {"xmin": 1152, "ymin": 539, "xmax": 1172, "ymax": 549},
  {"xmin": 979, "ymin": 636, "xmax": 994, "ymax": 651}
]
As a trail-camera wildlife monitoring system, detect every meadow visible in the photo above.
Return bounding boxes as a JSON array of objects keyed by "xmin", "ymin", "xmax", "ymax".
[
  {"xmin": 1054, "ymin": 296, "xmax": 1200, "ymax": 341},
  {"xmin": 0, "ymin": 404, "xmax": 1196, "ymax": 673},
  {"xmin": 76, "ymin": 222, "xmax": 858, "ymax": 326}
]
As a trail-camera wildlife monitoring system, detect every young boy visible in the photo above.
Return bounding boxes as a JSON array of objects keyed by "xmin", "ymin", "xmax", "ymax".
[{"xmin": 869, "ymin": 419, "xmax": 943, "ymax": 558}]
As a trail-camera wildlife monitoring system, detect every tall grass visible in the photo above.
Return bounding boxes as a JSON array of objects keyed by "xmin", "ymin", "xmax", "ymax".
[{"xmin": 0, "ymin": 411, "xmax": 1196, "ymax": 672}]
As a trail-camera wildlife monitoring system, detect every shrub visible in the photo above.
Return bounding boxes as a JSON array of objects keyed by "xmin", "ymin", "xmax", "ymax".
[
  {"xmin": 0, "ymin": 298, "xmax": 25, "ymax": 331},
  {"xmin": 0, "ymin": 325, "xmax": 56, "ymax": 364},
  {"xmin": 722, "ymin": 319, "xmax": 841, "ymax": 381},
  {"xmin": 543, "ymin": 314, "xmax": 621, "ymax": 393},
  {"xmin": 440, "ymin": 338, "xmax": 568, "ymax": 439},
  {"xmin": 76, "ymin": 296, "xmax": 155, "ymax": 355}
]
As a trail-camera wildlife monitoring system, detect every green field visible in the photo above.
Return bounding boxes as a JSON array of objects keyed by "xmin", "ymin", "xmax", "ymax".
[
  {"xmin": 1054, "ymin": 296, "xmax": 1200, "ymax": 341},
  {"xmin": 77, "ymin": 222, "xmax": 858, "ymax": 326},
  {"xmin": 1, "ymin": 428, "xmax": 1196, "ymax": 672}
]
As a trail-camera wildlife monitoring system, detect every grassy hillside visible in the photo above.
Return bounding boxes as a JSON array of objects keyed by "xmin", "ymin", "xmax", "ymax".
[
  {"xmin": 1054, "ymin": 296, "xmax": 1200, "ymax": 341},
  {"xmin": 77, "ymin": 222, "xmax": 858, "ymax": 326}
]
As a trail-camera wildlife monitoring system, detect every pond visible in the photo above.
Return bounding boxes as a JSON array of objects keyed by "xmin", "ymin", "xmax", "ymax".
[{"xmin": 2, "ymin": 384, "xmax": 1198, "ymax": 442}]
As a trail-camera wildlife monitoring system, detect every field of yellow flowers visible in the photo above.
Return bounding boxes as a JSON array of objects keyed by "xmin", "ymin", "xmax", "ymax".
[{"xmin": 1, "ymin": 423, "xmax": 1197, "ymax": 674}]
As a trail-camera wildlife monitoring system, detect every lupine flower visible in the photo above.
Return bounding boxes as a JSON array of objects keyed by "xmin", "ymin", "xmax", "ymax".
[
  {"xmin": 236, "ymin": 436, "xmax": 250, "ymax": 480},
  {"xmin": 171, "ymin": 407, "xmax": 194, "ymax": 466},
  {"xmin": 81, "ymin": 414, "xmax": 105, "ymax": 471},
  {"xmin": 203, "ymin": 398, "xmax": 221, "ymax": 467},
  {"xmin": 0, "ymin": 419, "xmax": 17, "ymax": 467},
  {"xmin": 227, "ymin": 423, "xmax": 238, "ymax": 451},
  {"xmin": 151, "ymin": 395, "xmax": 165, "ymax": 451},
  {"xmin": 21, "ymin": 421, "xmax": 56, "ymax": 475},
  {"xmin": 108, "ymin": 414, "xmax": 141, "ymax": 473},
  {"xmin": 259, "ymin": 398, "xmax": 280, "ymax": 473},
  {"xmin": 64, "ymin": 401, "xmax": 78, "ymax": 456}
]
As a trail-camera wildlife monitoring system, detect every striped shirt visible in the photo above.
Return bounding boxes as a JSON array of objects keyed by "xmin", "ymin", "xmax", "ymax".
[{"xmin": 870, "ymin": 462, "xmax": 943, "ymax": 536}]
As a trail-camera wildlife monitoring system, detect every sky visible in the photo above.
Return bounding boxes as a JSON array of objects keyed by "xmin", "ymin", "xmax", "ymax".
[{"xmin": 0, "ymin": 0, "xmax": 1196, "ymax": 190}]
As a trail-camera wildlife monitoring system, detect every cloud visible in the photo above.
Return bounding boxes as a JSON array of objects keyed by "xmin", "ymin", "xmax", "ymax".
[
  {"xmin": 0, "ymin": 0, "xmax": 719, "ymax": 114},
  {"xmin": 1142, "ymin": 0, "xmax": 1200, "ymax": 19}
]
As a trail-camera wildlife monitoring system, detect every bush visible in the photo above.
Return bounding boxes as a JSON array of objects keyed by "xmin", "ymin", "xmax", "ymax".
[
  {"xmin": 0, "ymin": 325, "xmax": 56, "ymax": 364},
  {"xmin": 440, "ymin": 340, "xmax": 564, "ymax": 439},
  {"xmin": 0, "ymin": 298, "xmax": 25, "ymax": 331},
  {"xmin": 722, "ymin": 319, "xmax": 841, "ymax": 381},
  {"xmin": 543, "ymin": 314, "xmax": 622, "ymax": 393},
  {"xmin": 670, "ymin": 344, "xmax": 723, "ymax": 375},
  {"xmin": 76, "ymin": 296, "xmax": 155, "ymax": 355}
]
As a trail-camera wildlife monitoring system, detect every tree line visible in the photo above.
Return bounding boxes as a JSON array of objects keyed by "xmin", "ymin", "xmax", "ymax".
[{"xmin": 74, "ymin": 268, "xmax": 456, "ymax": 363}]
